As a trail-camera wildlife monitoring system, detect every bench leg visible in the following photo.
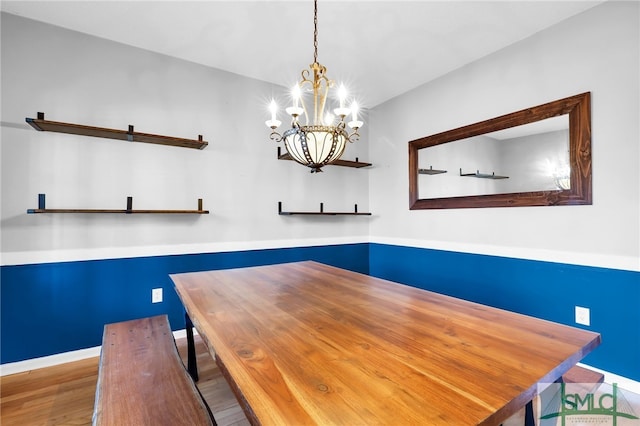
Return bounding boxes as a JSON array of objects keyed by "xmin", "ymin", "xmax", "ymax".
[{"xmin": 185, "ymin": 312, "xmax": 199, "ymax": 381}]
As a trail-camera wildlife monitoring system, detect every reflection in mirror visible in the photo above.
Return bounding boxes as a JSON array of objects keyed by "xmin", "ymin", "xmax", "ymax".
[
  {"xmin": 418, "ymin": 116, "xmax": 570, "ymax": 199},
  {"xmin": 409, "ymin": 92, "xmax": 591, "ymax": 209}
]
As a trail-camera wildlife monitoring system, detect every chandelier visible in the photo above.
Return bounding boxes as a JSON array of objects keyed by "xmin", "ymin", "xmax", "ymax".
[{"xmin": 265, "ymin": 0, "xmax": 363, "ymax": 173}]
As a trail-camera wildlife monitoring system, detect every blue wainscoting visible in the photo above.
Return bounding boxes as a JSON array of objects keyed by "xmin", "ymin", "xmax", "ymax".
[
  {"xmin": 0, "ymin": 243, "xmax": 369, "ymax": 364},
  {"xmin": 3, "ymin": 241, "xmax": 638, "ymax": 383},
  {"xmin": 368, "ymin": 243, "xmax": 640, "ymax": 382}
]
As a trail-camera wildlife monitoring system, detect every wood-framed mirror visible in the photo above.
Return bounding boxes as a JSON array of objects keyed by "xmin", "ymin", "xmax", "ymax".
[{"xmin": 409, "ymin": 92, "xmax": 591, "ymax": 209}]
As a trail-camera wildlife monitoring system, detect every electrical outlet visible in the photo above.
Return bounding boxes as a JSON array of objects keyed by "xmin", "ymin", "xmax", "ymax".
[
  {"xmin": 152, "ymin": 288, "xmax": 163, "ymax": 304},
  {"xmin": 575, "ymin": 306, "xmax": 590, "ymax": 326}
]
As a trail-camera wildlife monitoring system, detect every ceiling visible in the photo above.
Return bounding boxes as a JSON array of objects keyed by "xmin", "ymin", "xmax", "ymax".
[{"xmin": 1, "ymin": 1, "xmax": 604, "ymax": 107}]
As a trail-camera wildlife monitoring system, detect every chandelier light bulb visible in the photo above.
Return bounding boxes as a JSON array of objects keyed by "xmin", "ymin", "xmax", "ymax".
[
  {"xmin": 265, "ymin": 99, "xmax": 281, "ymax": 129},
  {"xmin": 269, "ymin": 100, "xmax": 277, "ymax": 121},
  {"xmin": 286, "ymin": 86, "xmax": 305, "ymax": 119},
  {"xmin": 333, "ymin": 85, "xmax": 351, "ymax": 118},
  {"xmin": 292, "ymin": 85, "xmax": 301, "ymax": 108},
  {"xmin": 338, "ymin": 84, "xmax": 347, "ymax": 109},
  {"xmin": 348, "ymin": 102, "xmax": 362, "ymax": 129},
  {"xmin": 351, "ymin": 101, "xmax": 359, "ymax": 121}
]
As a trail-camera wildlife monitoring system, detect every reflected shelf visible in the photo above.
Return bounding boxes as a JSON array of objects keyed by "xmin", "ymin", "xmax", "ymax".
[
  {"xmin": 459, "ymin": 169, "xmax": 509, "ymax": 180},
  {"xmin": 419, "ymin": 166, "xmax": 447, "ymax": 175}
]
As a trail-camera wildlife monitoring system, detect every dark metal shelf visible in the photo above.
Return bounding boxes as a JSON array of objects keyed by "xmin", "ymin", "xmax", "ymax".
[
  {"xmin": 277, "ymin": 147, "xmax": 371, "ymax": 168},
  {"xmin": 26, "ymin": 112, "xmax": 208, "ymax": 150},
  {"xmin": 278, "ymin": 202, "xmax": 371, "ymax": 216},
  {"xmin": 27, "ymin": 194, "xmax": 209, "ymax": 214}
]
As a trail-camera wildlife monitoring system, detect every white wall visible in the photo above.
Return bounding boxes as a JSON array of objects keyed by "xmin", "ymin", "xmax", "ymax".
[
  {"xmin": 0, "ymin": 13, "xmax": 371, "ymax": 264},
  {"xmin": 2, "ymin": 2, "xmax": 638, "ymax": 271},
  {"xmin": 368, "ymin": 1, "xmax": 639, "ymax": 271}
]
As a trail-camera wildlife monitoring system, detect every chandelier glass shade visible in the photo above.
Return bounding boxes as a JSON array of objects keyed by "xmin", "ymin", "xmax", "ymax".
[{"xmin": 265, "ymin": 0, "xmax": 363, "ymax": 173}]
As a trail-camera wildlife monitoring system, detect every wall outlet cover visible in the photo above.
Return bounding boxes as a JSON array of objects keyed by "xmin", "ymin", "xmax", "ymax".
[
  {"xmin": 152, "ymin": 288, "xmax": 163, "ymax": 304},
  {"xmin": 575, "ymin": 306, "xmax": 590, "ymax": 326}
]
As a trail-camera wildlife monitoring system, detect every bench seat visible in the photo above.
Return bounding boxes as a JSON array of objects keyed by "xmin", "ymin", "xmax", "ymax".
[
  {"xmin": 93, "ymin": 315, "xmax": 216, "ymax": 425},
  {"xmin": 561, "ymin": 364, "xmax": 605, "ymax": 394}
]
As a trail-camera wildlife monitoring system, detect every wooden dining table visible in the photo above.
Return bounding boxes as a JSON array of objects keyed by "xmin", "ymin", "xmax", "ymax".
[{"xmin": 170, "ymin": 261, "xmax": 601, "ymax": 425}]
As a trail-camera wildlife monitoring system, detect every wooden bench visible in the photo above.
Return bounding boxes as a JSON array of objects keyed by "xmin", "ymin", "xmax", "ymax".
[
  {"xmin": 92, "ymin": 315, "xmax": 216, "ymax": 425},
  {"xmin": 562, "ymin": 364, "xmax": 605, "ymax": 392}
]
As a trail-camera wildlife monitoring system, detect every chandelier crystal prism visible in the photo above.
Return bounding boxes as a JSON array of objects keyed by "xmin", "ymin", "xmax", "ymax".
[{"xmin": 265, "ymin": 0, "xmax": 363, "ymax": 173}]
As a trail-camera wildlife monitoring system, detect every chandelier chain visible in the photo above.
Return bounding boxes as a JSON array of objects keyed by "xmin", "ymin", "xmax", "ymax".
[{"xmin": 313, "ymin": 0, "xmax": 318, "ymax": 64}]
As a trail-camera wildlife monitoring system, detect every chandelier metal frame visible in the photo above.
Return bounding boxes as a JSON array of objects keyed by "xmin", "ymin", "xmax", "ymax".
[{"xmin": 266, "ymin": 0, "xmax": 362, "ymax": 173}]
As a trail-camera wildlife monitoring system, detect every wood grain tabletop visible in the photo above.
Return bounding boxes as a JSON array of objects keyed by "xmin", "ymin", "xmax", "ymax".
[{"xmin": 171, "ymin": 261, "xmax": 601, "ymax": 425}]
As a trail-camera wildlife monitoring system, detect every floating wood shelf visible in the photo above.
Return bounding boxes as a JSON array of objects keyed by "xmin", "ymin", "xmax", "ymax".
[
  {"xmin": 459, "ymin": 168, "xmax": 509, "ymax": 180},
  {"xmin": 419, "ymin": 166, "xmax": 447, "ymax": 175},
  {"xmin": 278, "ymin": 201, "xmax": 371, "ymax": 216},
  {"xmin": 277, "ymin": 147, "xmax": 371, "ymax": 168},
  {"xmin": 26, "ymin": 112, "xmax": 208, "ymax": 150},
  {"xmin": 27, "ymin": 194, "xmax": 209, "ymax": 214}
]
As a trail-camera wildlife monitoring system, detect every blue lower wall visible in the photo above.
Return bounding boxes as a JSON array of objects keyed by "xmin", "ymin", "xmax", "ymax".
[
  {"xmin": 0, "ymin": 244, "xmax": 369, "ymax": 364},
  {"xmin": 369, "ymin": 243, "xmax": 640, "ymax": 382},
  {"xmin": 2, "ymin": 242, "xmax": 638, "ymax": 383}
]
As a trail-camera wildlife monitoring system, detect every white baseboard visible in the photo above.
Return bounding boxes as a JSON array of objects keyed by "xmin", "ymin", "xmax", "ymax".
[
  {"xmin": 0, "ymin": 345, "xmax": 102, "ymax": 376},
  {"xmin": 577, "ymin": 362, "xmax": 640, "ymax": 394},
  {"xmin": 0, "ymin": 328, "xmax": 191, "ymax": 377}
]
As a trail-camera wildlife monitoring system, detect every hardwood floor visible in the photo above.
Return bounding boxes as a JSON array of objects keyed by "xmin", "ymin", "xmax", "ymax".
[
  {"xmin": 0, "ymin": 336, "xmax": 250, "ymax": 426},
  {"xmin": 1, "ymin": 334, "xmax": 539, "ymax": 426}
]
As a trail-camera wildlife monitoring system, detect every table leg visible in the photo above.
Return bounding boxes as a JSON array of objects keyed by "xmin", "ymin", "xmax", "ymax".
[
  {"xmin": 185, "ymin": 312, "xmax": 199, "ymax": 381},
  {"xmin": 524, "ymin": 400, "xmax": 535, "ymax": 426}
]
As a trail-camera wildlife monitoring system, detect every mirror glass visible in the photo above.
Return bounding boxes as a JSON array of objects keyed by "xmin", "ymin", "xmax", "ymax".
[
  {"xmin": 418, "ymin": 116, "xmax": 570, "ymax": 199},
  {"xmin": 409, "ymin": 92, "xmax": 591, "ymax": 209}
]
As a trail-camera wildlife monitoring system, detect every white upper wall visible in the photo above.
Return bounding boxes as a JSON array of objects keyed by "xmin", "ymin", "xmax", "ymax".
[
  {"xmin": 0, "ymin": 13, "xmax": 370, "ymax": 264},
  {"xmin": 2, "ymin": 2, "xmax": 638, "ymax": 271},
  {"xmin": 368, "ymin": 1, "xmax": 639, "ymax": 271}
]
